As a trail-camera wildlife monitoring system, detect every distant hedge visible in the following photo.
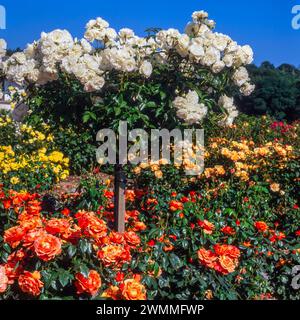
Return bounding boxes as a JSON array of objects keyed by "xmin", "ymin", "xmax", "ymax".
[{"xmin": 236, "ymin": 62, "xmax": 300, "ymax": 121}]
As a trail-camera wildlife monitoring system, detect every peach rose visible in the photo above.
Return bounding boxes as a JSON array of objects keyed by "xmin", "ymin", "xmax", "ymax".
[
  {"xmin": 121, "ymin": 279, "xmax": 147, "ymax": 300},
  {"xmin": 198, "ymin": 220, "xmax": 215, "ymax": 235},
  {"xmin": 169, "ymin": 200, "xmax": 184, "ymax": 212},
  {"xmin": 75, "ymin": 270, "xmax": 101, "ymax": 296},
  {"xmin": 34, "ymin": 234, "xmax": 62, "ymax": 262},
  {"xmin": 124, "ymin": 231, "xmax": 141, "ymax": 248},
  {"xmin": 97, "ymin": 245, "xmax": 131, "ymax": 269},
  {"xmin": 198, "ymin": 248, "xmax": 218, "ymax": 268},
  {"xmin": 18, "ymin": 271, "xmax": 44, "ymax": 296},
  {"xmin": 45, "ymin": 218, "xmax": 70, "ymax": 235},
  {"xmin": 218, "ymin": 255, "xmax": 237, "ymax": 274},
  {"xmin": 0, "ymin": 265, "xmax": 8, "ymax": 293},
  {"xmin": 255, "ymin": 221, "xmax": 269, "ymax": 232},
  {"xmin": 4, "ymin": 226, "xmax": 26, "ymax": 248}
]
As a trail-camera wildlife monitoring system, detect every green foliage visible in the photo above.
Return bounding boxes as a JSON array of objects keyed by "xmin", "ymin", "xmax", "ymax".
[{"xmin": 237, "ymin": 62, "xmax": 300, "ymax": 120}]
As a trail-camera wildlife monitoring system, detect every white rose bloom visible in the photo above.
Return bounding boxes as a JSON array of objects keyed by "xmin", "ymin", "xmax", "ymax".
[
  {"xmin": 240, "ymin": 82, "xmax": 255, "ymax": 96},
  {"xmin": 192, "ymin": 10, "xmax": 209, "ymax": 23},
  {"xmin": 225, "ymin": 40, "xmax": 239, "ymax": 54},
  {"xmin": 222, "ymin": 54, "xmax": 234, "ymax": 67},
  {"xmin": 212, "ymin": 33, "xmax": 229, "ymax": 51},
  {"xmin": 173, "ymin": 90, "xmax": 207, "ymax": 124},
  {"xmin": 84, "ymin": 76, "xmax": 105, "ymax": 92},
  {"xmin": 232, "ymin": 67, "xmax": 249, "ymax": 87},
  {"xmin": 218, "ymin": 95, "xmax": 239, "ymax": 126},
  {"xmin": 176, "ymin": 34, "xmax": 190, "ymax": 57},
  {"xmin": 119, "ymin": 28, "xmax": 135, "ymax": 40},
  {"xmin": 212, "ymin": 61, "xmax": 225, "ymax": 73},
  {"xmin": 189, "ymin": 38, "xmax": 205, "ymax": 58},
  {"xmin": 202, "ymin": 46, "xmax": 220, "ymax": 66},
  {"xmin": 139, "ymin": 60, "xmax": 153, "ymax": 78},
  {"xmin": 80, "ymin": 39, "xmax": 93, "ymax": 53},
  {"xmin": 0, "ymin": 39, "xmax": 7, "ymax": 58}
]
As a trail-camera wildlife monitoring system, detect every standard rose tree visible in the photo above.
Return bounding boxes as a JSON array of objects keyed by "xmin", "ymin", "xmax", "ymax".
[{"xmin": 2, "ymin": 10, "xmax": 254, "ymax": 232}]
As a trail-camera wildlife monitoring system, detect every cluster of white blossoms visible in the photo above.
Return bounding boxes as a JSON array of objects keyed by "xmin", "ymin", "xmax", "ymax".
[
  {"xmin": 0, "ymin": 39, "xmax": 6, "ymax": 60},
  {"xmin": 1, "ymin": 10, "xmax": 255, "ymax": 125},
  {"xmin": 218, "ymin": 95, "xmax": 239, "ymax": 127},
  {"xmin": 173, "ymin": 90, "xmax": 208, "ymax": 125}
]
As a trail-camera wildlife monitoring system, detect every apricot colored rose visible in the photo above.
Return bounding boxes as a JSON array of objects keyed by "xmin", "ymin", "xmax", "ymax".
[
  {"xmin": 4, "ymin": 226, "xmax": 26, "ymax": 248},
  {"xmin": 0, "ymin": 265, "xmax": 8, "ymax": 293},
  {"xmin": 27, "ymin": 200, "xmax": 42, "ymax": 216},
  {"xmin": 18, "ymin": 271, "xmax": 44, "ymax": 296},
  {"xmin": 23, "ymin": 228, "xmax": 47, "ymax": 249},
  {"xmin": 169, "ymin": 200, "xmax": 184, "ymax": 212},
  {"xmin": 214, "ymin": 244, "xmax": 241, "ymax": 259},
  {"xmin": 45, "ymin": 218, "xmax": 70, "ymax": 235},
  {"xmin": 198, "ymin": 220, "xmax": 215, "ymax": 235},
  {"xmin": 121, "ymin": 279, "xmax": 147, "ymax": 300},
  {"xmin": 102, "ymin": 286, "xmax": 121, "ymax": 300},
  {"xmin": 109, "ymin": 232, "xmax": 125, "ymax": 245},
  {"xmin": 198, "ymin": 249, "xmax": 218, "ymax": 268},
  {"xmin": 124, "ymin": 231, "xmax": 141, "ymax": 248},
  {"xmin": 34, "ymin": 234, "xmax": 62, "ymax": 262},
  {"xmin": 97, "ymin": 245, "xmax": 131, "ymax": 269},
  {"xmin": 75, "ymin": 270, "xmax": 101, "ymax": 296},
  {"xmin": 255, "ymin": 221, "xmax": 269, "ymax": 232},
  {"xmin": 219, "ymin": 255, "xmax": 237, "ymax": 274}
]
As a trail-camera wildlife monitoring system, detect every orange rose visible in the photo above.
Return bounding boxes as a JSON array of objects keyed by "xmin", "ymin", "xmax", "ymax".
[
  {"xmin": 45, "ymin": 218, "xmax": 70, "ymax": 235},
  {"xmin": 102, "ymin": 285, "xmax": 121, "ymax": 300},
  {"xmin": 27, "ymin": 200, "xmax": 42, "ymax": 216},
  {"xmin": 131, "ymin": 221, "xmax": 147, "ymax": 232},
  {"xmin": 18, "ymin": 215, "xmax": 43, "ymax": 231},
  {"xmin": 4, "ymin": 226, "xmax": 26, "ymax": 248},
  {"xmin": 198, "ymin": 220, "xmax": 215, "ymax": 235},
  {"xmin": 120, "ymin": 278, "xmax": 147, "ymax": 300},
  {"xmin": 23, "ymin": 228, "xmax": 47, "ymax": 249},
  {"xmin": 109, "ymin": 232, "xmax": 125, "ymax": 245},
  {"xmin": 198, "ymin": 249, "xmax": 218, "ymax": 268},
  {"xmin": 97, "ymin": 245, "xmax": 131, "ymax": 269},
  {"xmin": 218, "ymin": 255, "xmax": 237, "ymax": 274},
  {"xmin": 34, "ymin": 234, "xmax": 62, "ymax": 262},
  {"xmin": 255, "ymin": 221, "xmax": 269, "ymax": 232},
  {"xmin": 169, "ymin": 200, "xmax": 184, "ymax": 212},
  {"xmin": 124, "ymin": 231, "xmax": 141, "ymax": 248},
  {"xmin": 75, "ymin": 270, "xmax": 101, "ymax": 296},
  {"xmin": 0, "ymin": 265, "xmax": 8, "ymax": 293},
  {"xmin": 77, "ymin": 212, "xmax": 107, "ymax": 241},
  {"xmin": 18, "ymin": 271, "xmax": 44, "ymax": 296},
  {"xmin": 214, "ymin": 244, "xmax": 241, "ymax": 259}
]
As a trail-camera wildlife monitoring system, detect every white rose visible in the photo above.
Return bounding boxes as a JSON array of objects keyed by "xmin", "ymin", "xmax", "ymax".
[{"xmin": 139, "ymin": 60, "xmax": 153, "ymax": 78}]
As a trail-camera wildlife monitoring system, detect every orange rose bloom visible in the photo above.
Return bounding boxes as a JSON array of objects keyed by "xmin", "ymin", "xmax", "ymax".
[
  {"xmin": 45, "ymin": 218, "xmax": 70, "ymax": 235},
  {"xmin": 75, "ymin": 270, "xmax": 101, "ymax": 296},
  {"xmin": 121, "ymin": 279, "xmax": 147, "ymax": 300},
  {"xmin": 97, "ymin": 245, "xmax": 131, "ymax": 269},
  {"xmin": 0, "ymin": 265, "xmax": 8, "ymax": 293},
  {"xmin": 218, "ymin": 255, "xmax": 237, "ymax": 274},
  {"xmin": 132, "ymin": 221, "xmax": 147, "ymax": 232},
  {"xmin": 34, "ymin": 234, "xmax": 62, "ymax": 262},
  {"xmin": 197, "ymin": 249, "xmax": 218, "ymax": 268},
  {"xmin": 255, "ymin": 221, "xmax": 269, "ymax": 232},
  {"xmin": 124, "ymin": 231, "xmax": 141, "ymax": 248},
  {"xmin": 23, "ymin": 228, "xmax": 47, "ymax": 249},
  {"xmin": 27, "ymin": 200, "xmax": 42, "ymax": 216},
  {"xmin": 198, "ymin": 220, "xmax": 215, "ymax": 235},
  {"xmin": 18, "ymin": 271, "xmax": 44, "ymax": 296},
  {"xmin": 102, "ymin": 286, "xmax": 121, "ymax": 300},
  {"xmin": 169, "ymin": 200, "xmax": 184, "ymax": 212},
  {"xmin": 4, "ymin": 226, "xmax": 26, "ymax": 248},
  {"xmin": 109, "ymin": 232, "xmax": 125, "ymax": 245}
]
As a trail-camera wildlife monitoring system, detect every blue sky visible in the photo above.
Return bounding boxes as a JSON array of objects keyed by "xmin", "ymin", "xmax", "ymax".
[{"xmin": 0, "ymin": 0, "xmax": 299, "ymax": 66}]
